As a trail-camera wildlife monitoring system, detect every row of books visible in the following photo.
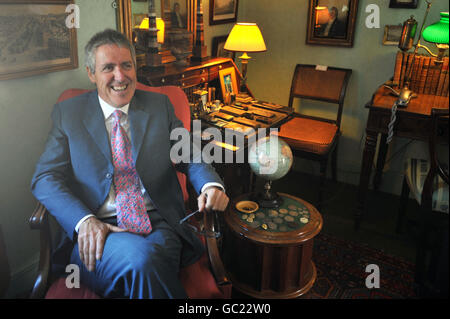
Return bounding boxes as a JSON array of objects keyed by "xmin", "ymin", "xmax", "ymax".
[{"xmin": 392, "ymin": 51, "xmax": 449, "ymax": 97}]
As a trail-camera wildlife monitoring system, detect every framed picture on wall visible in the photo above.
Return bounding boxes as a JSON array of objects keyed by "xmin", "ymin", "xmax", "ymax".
[
  {"xmin": 306, "ymin": 0, "xmax": 359, "ymax": 47},
  {"xmin": 389, "ymin": 0, "xmax": 418, "ymax": 9},
  {"xmin": 133, "ymin": 13, "xmax": 147, "ymax": 28},
  {"xmin": 212, "ymin": 35, "xmax": 235, "ymax": 60},
  {"xmin": 0, "ymin": 0, "xmax": 78, "ymax": 81},
  {"xmin": 209, "ymin": 0, "xmax": 239, "ymax": 25},
  {"xmin": 219, "ymin": 67, "xmax": 238, "ymax": 97},
  {"xmin": 382, "ymin": 25, "xmax": 403, "ymax": 45}
]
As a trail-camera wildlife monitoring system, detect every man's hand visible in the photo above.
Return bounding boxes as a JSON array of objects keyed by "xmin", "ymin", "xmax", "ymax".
[
  {"xmin": 197, "ymin": 186, "xmax": 229, "ymax": 213},
  {"xmin": 77, "ymin": 217, "xmax": 126, "ymax": 272}
]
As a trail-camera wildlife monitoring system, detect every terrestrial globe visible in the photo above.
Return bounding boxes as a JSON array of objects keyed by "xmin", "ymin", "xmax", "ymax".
[{"xmin": 248, "ymin": 135, "xmax": 293, "ymax": 207}]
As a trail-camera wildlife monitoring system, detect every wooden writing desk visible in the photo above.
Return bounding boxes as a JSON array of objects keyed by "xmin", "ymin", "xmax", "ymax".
[{"xmin": 356, "ymin": 85, "xmax": 448, "ymax": 230}]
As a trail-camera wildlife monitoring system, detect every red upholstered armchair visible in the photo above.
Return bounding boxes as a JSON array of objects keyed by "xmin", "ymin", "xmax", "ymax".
[{"xmin": 28, "ymin": 83, "xmax": 231, "ymax": 299}]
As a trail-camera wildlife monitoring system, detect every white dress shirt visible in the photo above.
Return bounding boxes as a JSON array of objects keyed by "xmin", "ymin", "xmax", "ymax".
[{"xmin": 75, "ymin": 95, "xmax": 223, "ymax": 232}]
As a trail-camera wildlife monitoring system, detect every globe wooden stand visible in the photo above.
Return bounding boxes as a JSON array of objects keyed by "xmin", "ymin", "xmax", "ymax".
[
  {"xmin": 251, "ymin": 180, "xmax": 283, "ymax": 208},
  {"xmin": 223, "ymin": 193, "xmax": 323, "ymax": 298}
]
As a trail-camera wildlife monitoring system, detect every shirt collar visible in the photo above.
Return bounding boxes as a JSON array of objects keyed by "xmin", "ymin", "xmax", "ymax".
[{"xmin": 98, "ymin": 95, "xmax": 130, "ymax": 120}]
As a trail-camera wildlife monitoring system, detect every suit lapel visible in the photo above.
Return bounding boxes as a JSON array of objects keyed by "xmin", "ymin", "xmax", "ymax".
[
  {"xmin": 82, "ymin": 91, "xmax": 112, "ymax": 163},
  {"xmin": 128, "ymin": 94, "xmax": 150, "ymax": 163}
]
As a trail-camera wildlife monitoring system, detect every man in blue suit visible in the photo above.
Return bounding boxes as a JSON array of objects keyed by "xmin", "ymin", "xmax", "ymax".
[{"xmin": 31, "ymin": 29, "xmax": 229, "ymax": 298}]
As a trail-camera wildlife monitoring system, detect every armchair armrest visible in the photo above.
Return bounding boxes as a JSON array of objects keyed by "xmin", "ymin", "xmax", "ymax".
[
  {"xmin": 28, "ymin": 203, "xmax": 51, "ymax": 299},
  {"xmin": 203, "ymin": 212, "xmax": 230, "ymax": 287},
  {"xmin": 29, "ymin": 202, "xmax": 49, "ymax": 230}
]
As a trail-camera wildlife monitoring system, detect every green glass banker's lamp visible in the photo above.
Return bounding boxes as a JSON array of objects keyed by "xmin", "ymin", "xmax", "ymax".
[
  {"xmin": 385, "ymin": 1, "xmax": 449, "ymax": 106},
  {"xmin": 422, "ymin": 11, "xmax": 449, "ymax": 64}
]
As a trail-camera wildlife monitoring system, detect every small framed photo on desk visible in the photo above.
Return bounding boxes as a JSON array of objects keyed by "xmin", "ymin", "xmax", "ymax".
[{"xmin": 219, "ymin": 67, "xmax": 238, "ymax": 98}]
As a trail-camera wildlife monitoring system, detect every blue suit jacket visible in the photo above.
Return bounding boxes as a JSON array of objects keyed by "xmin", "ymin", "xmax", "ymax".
[{"xmin": 31, "ymin": 89, "xmax": 223, "ymax": 268}]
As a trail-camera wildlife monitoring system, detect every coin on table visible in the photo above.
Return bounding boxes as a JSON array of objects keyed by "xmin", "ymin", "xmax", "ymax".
[
  {"xmin": 247, "ymin": 217, "xmax": 254, "ymax": 223},
  {"xmin": 248, "ymin": 213, "xmax": 255, "ymax": 219},
  {"xmin": 261, "ymin": 223, "xmax": 268, "ymax": 230},
  {"xmin": 256, "ymin": 212, "xmax": 265, "ymax": 219},
  {"xmin": 241, "ymin": 214, "xmax": 248, "ymax": 220},
  {"xmin": 268, "ymin": 222, "xmax": 277, "ymax": 230},
  {"xmin": 279, "ymin": 208, "xmax": 288, "ymax": 214},
  {"xmin": 273, "ymin": 217, "xmax": 284, "ymax": 224},
  {"xmin": 300, "ymin": 217, "xmax": 309, "ymax": 224},
  {"xmin": 269, "ymin": 210, "xmax": 278, "ymax": 217},
  {"xmin": 289, "ymin": 211, "xmax": 299, "ymax": 216},
  {"xmin": 284, "ymin": 215, "xmax": 294, "ymax": 222},
  {"xmin": 288, "ymin": 205, "xmax": 298, "ymax": 210}
]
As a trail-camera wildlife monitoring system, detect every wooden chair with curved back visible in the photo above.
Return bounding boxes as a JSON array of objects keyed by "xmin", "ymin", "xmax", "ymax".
[
  {"xmin": 396, "ymin": 108, "xmax": 448, "ymax": 297},
  {"xmin": 28, "ymin": 83, "xmax": 231, "ymax": 299},
  {"xmin": 276, "ymin": 64, "xmax": 352, "ymax": 210}
]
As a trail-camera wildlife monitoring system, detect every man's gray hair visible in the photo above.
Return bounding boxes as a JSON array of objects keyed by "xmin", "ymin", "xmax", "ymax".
[{"xmin": 85, "ymin": 29, "xmax": 136, "ymax": 74}]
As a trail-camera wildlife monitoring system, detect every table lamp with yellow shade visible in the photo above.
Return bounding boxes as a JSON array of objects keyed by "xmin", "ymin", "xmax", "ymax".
[{"xmin": 224, "ymin": 23, "xmax": 267, "ymax": 94}]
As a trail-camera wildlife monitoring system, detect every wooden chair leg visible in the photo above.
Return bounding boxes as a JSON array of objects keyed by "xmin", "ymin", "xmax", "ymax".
[
  {"xmin": 373, "ymin": 134, "xmax": 388, "ymax": 191},
  {"xmin": 396, "ymin": 176, "xmax": 410, "ymax": 233},
  {"xmin": 331, "ymin": 146, "xmax": 338, "ymax": 183},
  {"xmin": 318, "ymin": 159, "xmax": 328, "ymax": 211},
  {"xmin": 414, "ymin": 207, "xmax": 434, "ymax": 295}
]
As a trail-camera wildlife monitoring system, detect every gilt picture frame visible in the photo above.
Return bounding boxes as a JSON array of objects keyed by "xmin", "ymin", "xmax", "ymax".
[
  {"xmin": 0, "ymin": 0, "xmax": 78, "ymax": 81},
  {"xmin": 219, "ymin": 67, "xmax": 238, "ymax": 97},
  {"xmin": 209, "ymin": 0, "xmax": 239, "ymax": 25},
  {"xmin": 383, "ymin": 25, "xmax": 403, "ymax": 46},
  {"xmin": 306, "ymin": 0, "xmax": 359, "ymax": 47}
]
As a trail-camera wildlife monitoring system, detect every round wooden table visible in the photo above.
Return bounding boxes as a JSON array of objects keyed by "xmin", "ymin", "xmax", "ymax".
[{"xmin": 222, "ymin": 192, "xmax": 323, "ymax": 299}]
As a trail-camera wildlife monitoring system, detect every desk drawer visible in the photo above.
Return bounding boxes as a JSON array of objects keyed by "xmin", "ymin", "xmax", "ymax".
[
  {"xmin": 178, "ymin": 74, "xmax": 208, "ymax": 88},
  {"xmin": 179, "ymin": 68, "xmax": 208, "ymax": 81},
  {"xmin": 368, "ymin": 110, "xmax": 432, "ymax": 139}
]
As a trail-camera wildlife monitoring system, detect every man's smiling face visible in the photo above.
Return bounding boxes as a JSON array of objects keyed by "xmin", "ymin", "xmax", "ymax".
[{"xmin": 87, "ymin": 44, "xmax": 136, "ymax": 108}]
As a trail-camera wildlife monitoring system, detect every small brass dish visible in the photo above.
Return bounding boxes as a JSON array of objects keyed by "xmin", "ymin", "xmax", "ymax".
[{"xmin": 236, "ymin": 200, "xmax": 259, "ymax": 214}]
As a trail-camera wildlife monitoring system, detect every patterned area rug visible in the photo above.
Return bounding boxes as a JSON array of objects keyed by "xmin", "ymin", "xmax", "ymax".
[{"xmin": 301, "ymin": 233, "xmax": 417, "ymax": 299}]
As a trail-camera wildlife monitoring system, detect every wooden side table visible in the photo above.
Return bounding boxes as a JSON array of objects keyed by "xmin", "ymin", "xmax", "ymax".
[
  {"xmin": 356, "ymin": 86, "xmax": 448, "ymax": 230},
  {"xmin": 222, "ymin": 193, "xmax": 323, "ymax": 298}
]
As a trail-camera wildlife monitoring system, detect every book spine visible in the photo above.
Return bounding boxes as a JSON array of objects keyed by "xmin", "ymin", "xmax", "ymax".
[
  {"xmin": 436, "ymin": 57, "xmax": 449, "ymax": 96},
  {"xmin": 418, "ymin": 57, "xmax": 431, "ymax": 94},
  {"xmin": 399, "ymin": 51, "xmax": 408, "ymax": 88},
  {"xmin": 409, "ymin": 55, "xmax": 421, "ymax": 92},
  {"xmin": 443, "ymin": 70, "xmax": 449, "ymax": 97},
  {"xmin": 406, "ymin": 53, "xmax": 415, "ymax": 86},
  {"xmin": 424, "ymin": 57, "xmax": 440, "ymax": 94},
  {"xmin": 393, "ymin": 50, "xmax": 403, "ymax": 87}
]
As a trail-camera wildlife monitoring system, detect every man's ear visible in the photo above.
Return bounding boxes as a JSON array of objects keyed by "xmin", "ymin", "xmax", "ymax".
[{"xmin": 86, "ymin": 66, "xmax": 96, "ymax": 84}]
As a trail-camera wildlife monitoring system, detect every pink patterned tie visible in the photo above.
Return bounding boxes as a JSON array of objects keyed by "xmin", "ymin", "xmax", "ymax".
[{"xmin": 111, "ymin": 110, "xmax": 152, "ymax": 235}]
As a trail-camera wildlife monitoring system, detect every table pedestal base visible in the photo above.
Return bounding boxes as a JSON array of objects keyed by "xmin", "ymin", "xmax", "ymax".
[{"xmin": 230, "ymin": 261, "xmax": 317, "ymax": 299}]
